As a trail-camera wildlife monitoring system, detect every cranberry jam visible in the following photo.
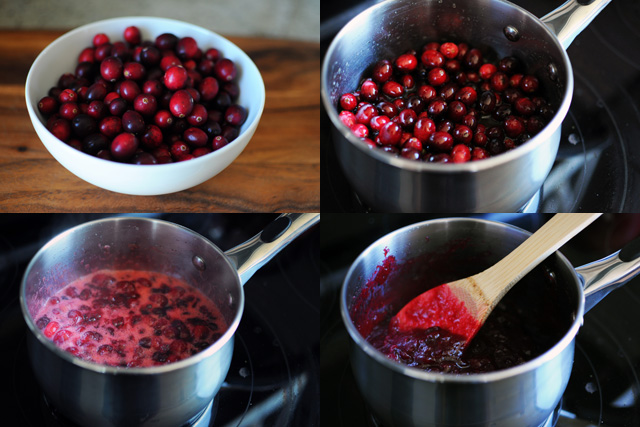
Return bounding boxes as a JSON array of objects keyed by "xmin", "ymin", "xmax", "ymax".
[
  {"xmin": 33, "ymin": 269, "xmax": 227, "ymax": 367},
  {"xmin": 351, "ymin": 243, "xmax": 574, "ymax": 374}
]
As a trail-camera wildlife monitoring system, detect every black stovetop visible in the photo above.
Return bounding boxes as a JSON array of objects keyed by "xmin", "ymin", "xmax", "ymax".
[
  {"xmin": 0, "ymin": 214, "xmax": 319, "ymax": 427},
  {"xmin": 321, "ymin": 0, "xmax": 640, "ymax": 212},
  {"xmin": 320, "ymin": 213, "xmax": 640, "ymax": 427}
]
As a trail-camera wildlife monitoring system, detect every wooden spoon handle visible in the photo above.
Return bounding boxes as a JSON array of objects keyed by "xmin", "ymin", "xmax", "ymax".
[{"xmin": 477, "ymin": 213, "xmax": 602, "ymax": 305}]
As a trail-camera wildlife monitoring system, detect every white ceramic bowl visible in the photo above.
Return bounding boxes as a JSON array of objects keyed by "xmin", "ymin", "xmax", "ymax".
[{"xmin": 25, "ymin": 16, "xmax": 265, "ymax": 195}]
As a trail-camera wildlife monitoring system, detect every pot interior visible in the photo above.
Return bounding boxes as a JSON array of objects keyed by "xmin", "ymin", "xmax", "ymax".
[
  {"xmin": 343, "ymin": 218, "xmax": 582, "ymax": 373},
  {"xmin": 22, "ymin": 218, "xmax": 242, "ymax": 334},
  {"xmin": 323, "ymin": 0, "xmax": 569, "ymax": 119}
]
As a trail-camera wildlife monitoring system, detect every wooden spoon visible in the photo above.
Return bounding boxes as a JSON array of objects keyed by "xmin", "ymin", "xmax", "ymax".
[{"xmin": 392, "ymin": 213, "xmax": 602, "ymax": 344}]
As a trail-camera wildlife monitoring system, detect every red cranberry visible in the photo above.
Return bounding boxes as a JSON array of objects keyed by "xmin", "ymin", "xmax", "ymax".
[
  {"xmin": 170, "ymin": 140, "xmax": 190, "ymax": 158},
  {"xmin": 427, "ymin": 99, "xmax": 447, "ymax": 118},
  {"xmin": 339, "ymin": 110, "xmax": 356, "ymax": 128},
  {"xmin": 212, "ymin": 135, "xmax": 229, "ymax": 150},
  {"xmin": 490, "ymin": 72, "xmax": 509, "ymax": 92},
  {"xmin": 123, "ymin": 61, "xmax": 146, "ymax": 80},
  {"xmin": 119, "ymin": 80, "xmax": 141, "ymax": 103},
  {"xmin": 447, "ymin": 100, "xmax": 467, "ymax": 122},
  {"xmin": 224, "ymin": 105, "xmax": 247, "ymax": 126},
  {"xmin": 111, "ymin": 133, "xmax": 139, "ymax": 161},
  {"xmin": 142, "ymin": 80, "xmax": 163, "ymax": 97},
  {"xmin": 156, "ymin": 33, "xmax": 178, "ymax": 50},
  {"xmin": 187, "ymin": 104, "xmax": 208, "ymax": 126},
  {"xmin": 372, "ymin": 60, "xmax": 393, "ymax": 83},
  {"xmin": 43, "ymin": 321, "xmax": 60, "ymax": 338},
  {"xmin": 169, "ymin": 90, "xmax": 194, "ymax": 118},
  {"xmin": 140, "ymin": 124, "xmax": 163, "ymax": 149},
  {"xmin": 99, "ymin": 116, "xmax": 122, "ymax": 137},
  {"xmin": 464, "ymin": 48, "xmax": 483, "ymax": 70},
  {"xmin": 514, "ymin": 97, "xmax": 536, "ymax": 116},
  {"xmin": 124, "ymin": 26, "xmax": 141, "ymax": 45},
  {"xmin": 379, "ymin": 121, "xmax": 402, "ymax": 146},
  {"xmin": 163, "ymin": 65, "xmax": 188, "ymax": 90},
  {"xmin": 340, "ymin": 93, "xmax": 358, "ymax": 111},
  {"xmin": 451, "ymin": 144, "xmax": 471, "ymax": 163},
  {"xmin": 59, "ymin": 102, "xmax": 80, "ymax": 120},
  {"xmin": 439, "ymin": 42, "xmax": 458, "ymax": 59},
  {"xmin": 427, "ymin": 68, "xmax": 447, "ymax": 86},
  {"xmin": 100, "ymin": 56, "xmax": 123, "ymax": 82},
  {"xmin": 403, "ymin": 137, "xmax": 422, "ymax": 151},
  {"xmin": 472, "ymin": 146, "xmax": 490, "ymax": 160},
  {"xmin": 401, "ymin": 147, "xmax": 421, "ymax": 160},
  {"xmin": 133, "ymin": 94, "xmax": 158, "ymax": 116},
  {"xmin": 395, "ymin": 53, "xmax": 418, "ymax": 73},
  {"xmin": 382, "ymin": 81, "xmax": 404, "ymax": 98},
  {"xmin": 214, "ymin": 58, "xmax": 237, "ymax": 82},
  {"xmin": 498, "ymin": 56, "xmax": 521, "ymax": 74},
  {"xmin": 369, "ymin": 115, "xmax": 390, "ymax": 132},
  {"xmin": 109, "ymin": 97, "xmax": 128, "ymax": 116},
  {"xmin": 355, "ymin": 103, "xmax": 376, "ymax": 125},
  {"xmin": 421, "ymin": 50, "xmax": 444, "ymax": 68},
  {"xmin": 417, "ymin": 85, "xmax": 437, "ymax": 102},
  {"xmin": 360, "ymin": 80, "xmax": 379, "ymax": 102},
  {"xmin": 453, "ymin": 125, "xmax": 473, "ymax": 144},
  {"xmin": 504, "ymin": 116, "xmax": 525, "ymax": 137},
  {"xmin": 456, "ymin": 86, "xmax": 477, "ymax": 106},
  {"xmin": 78, "ymin": 47, "xmax": 95, "ymax": 63},
  {"xmin": 38, "ymin": 96, "xmax": 58, "ymax": 115},
  {"xmin": 479, "ymin": 63, "xmax": 497, "ymax": 80}
]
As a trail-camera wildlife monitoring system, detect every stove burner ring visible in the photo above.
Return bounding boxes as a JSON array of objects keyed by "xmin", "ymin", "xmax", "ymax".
[{"xmin": 40, "ymin": 393, "xmax": 217, "ymax": 427}]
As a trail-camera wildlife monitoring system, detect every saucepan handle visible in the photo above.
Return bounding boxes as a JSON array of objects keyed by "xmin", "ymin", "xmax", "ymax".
[
  {"xmin": 224, "ymin": 213, "xmax": 320, "ymax": 285},
  {"xmin": 540, "ymin": 0, "xmax": 611, "ymax": 50},
  {"xmin": 576, "ymin": 236, "xmax": 640, "ymax": 313}
]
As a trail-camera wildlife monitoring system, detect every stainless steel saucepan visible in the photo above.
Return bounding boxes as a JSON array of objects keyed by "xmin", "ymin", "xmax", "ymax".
[
  {"xmin": 20, "ymin": 213, "xmax": 319, "ymax": 427},
  {"xmin": 322, "ymin": 0, "xmax": 610, "ymax": 212},
  {"xmin": 341, "ymin": 217, "xmax": 640, "ymax": 427}
]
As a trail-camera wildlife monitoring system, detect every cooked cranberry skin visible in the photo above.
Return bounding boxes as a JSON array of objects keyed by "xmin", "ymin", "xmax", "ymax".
[
  {"xmin": 111, "ymin": 133, "xmax": 139, "ymax": 161},
  {"xmin": 169, "ymin": 90, "xmax": 194, "ymax": 118}
]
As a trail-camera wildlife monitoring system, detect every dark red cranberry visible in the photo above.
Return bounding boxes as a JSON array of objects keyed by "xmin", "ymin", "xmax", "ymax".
[
  {"xmin": 437, "ymin": 120, "xmax": 454, "ymax": 134},
  {"xmin": 503, "ymin": 87, "xmax": 522, "ymax": 104},
  {"xmin": 155, "ymin": 33, "xmax": 178, "ymax": 50},
  {"xmin": 123, "ymin": 61, "xmax": 146, "ymax": 80},
  {"xmin": 429, "ymin": 131, "xmax": 454, "ymax": 151},
  {"xmin": 119, "ymin": 80, "xmax": 141, "ymax": 102},
  {"xmin": 444, "ymin": 59, "xmax": 461, "ymax": 74},
  {"xmin": 400, "ymin": 147, "xmax": 421, "ymax": 160},
  {"xmin": 183, "ymin": 127, "xmax": 208, "ymax": 147},
  {"xmin": 447, "ymin": 100, "xmax": 467, "ymax": 121},
  {"xmin": 360, "ymin": 80, "xmax": 379, "ymax": 102},
  {"xmin": 122, "ymin": 110, "xmax": 145, "ymax": 133},
  {"xmin": 340, "ymin": 93, "xmax": 358, "ymax": 111},
  {"xmin": 526, "ymin": 115, "xmax": 546, "ymax": 133},
  {"xmin": 111, "ymin": 133, "xmax": 139, "ymax": 161},
  {"xmin": 59, "ymin": 102, "xmax": 80, "ymax": 120},
  {"xmin": 456, "ymin": 86, "xmax": 477, "ymax": 106},
  {"xmin": 38, "ymin": 96, "xmax": 58, "ymax": 115},
  {"xmin": 514, "ymin": 97, "xmax": 536, "ymax": 116},
  {"xmin": 427, "ymin": 99, "xmax": 447, "ymax": 118},
  {"xmin": 372, "ymin": 59, "xmax": 393, "ymax": 83},
  {"xmin": 212, "ymin": 135, "xmax": 229, "ymax": 150},
  {"xmin": 396, "ymin": 108, "xmax": 417, "ymax": 130},
  {"xmin": 169, "ymin": 90, "xmax": 194, "ymax": 118},
  {"xmin": 486, "ymin": 126, "xmax": 505, "ymax": 141},
  {"xmin": 504, "ymin": 115, "xmax": 525, "ymax": 137},
  {"xmin": 490, "ymin": 72, "xmax": 509, "ymax": 92},
  {"xmin": 140, "ymin": 124, "xmax": 163, "ymax": 149},
  {"xmin": 176, "ymin": 36, "xmax": 199, "ymax": 59},
  {"xmin": 453, "ymin": 124, "xmax": 473, "ymax": 144},
  {"xmin": 139, "ymin": 45, "xmax": 161, "ymax": 66},
  {"xmin": 214, "ymin": 58, "xmax": 236, "ymax": 82},
  {"xmin": 478, "ymin": 91, "xmax": 497, "ymax": 114},
  {"xmin": 71, "ymin": 114, "xmax": 97, "ymax": 138},
  {"xmin": 163, "ymin": 65, "xmax": 188, "ymax": 90},
  {"xmin": 464, "ymin": 48, "xmax": 483, "ymax": 70},
  {"xmin": 109, "ymin": 97, "xmax": 128, "ymax": 116},
  {"xmin": 82, "ymin": 133, "xmax": 109, "ymax": 155},
  {"xmin": 99, "ymin": 116, "xmax": 122, "ymax": 137},
  {"xmin": 492, "ymin": 104, "xmax": 512, "ymax": 121},
  {"xmin": 439, "ymin": 42, "xmax": 458, "ymax": 59},
  {"xmin": 439, "ymin": 83, "xmax": 459, "ymax": 102},
  {"xmin": 479, "ymin": 63, "xmax": 497, "ymax": 80},
  {"xmin": 472, "ymin": 146, "xmax": 489, "ymax": 160},
  {"xmin": 142, "ymin": 79, "xmax": 163, "ymax": 97},
  {"xmin": 520, "ymin": 75, "xmax": 539, "ymax": 94},
  {"xmin": 224, "ymin": 105, "xmax": 247, "ymax": 127},
  {"xmin": 86, "ymin": 83, "xmax": 107, "ymax": 101},
  {"xmin": 498, "ymin": 56, "xmax": 521, "ymax": 74},
  {"xmin": 417, "ymin": 85, "xmax": 437, "ymax": 102},
  {"xmin": 132, "ymin": 152, "xmax": 157, "ymax": 165},
  {"xmin": 100, "ymin": 56, "xmax": 123, "ymax": 82}
]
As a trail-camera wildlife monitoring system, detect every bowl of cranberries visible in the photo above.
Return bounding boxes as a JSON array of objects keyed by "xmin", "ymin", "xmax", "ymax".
[
  {"xmin": 320, "ymin": 0, "xmax": 590, "ymax": 212},
  {"xmin": 25, "ymin": 16, "xmax": 265, "ymax": 195}
]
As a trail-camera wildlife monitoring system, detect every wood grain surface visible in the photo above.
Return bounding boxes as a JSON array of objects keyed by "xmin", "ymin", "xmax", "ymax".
[{"xmin": 0, "ymin": 30, "xmax": 319, "ymax": 212}]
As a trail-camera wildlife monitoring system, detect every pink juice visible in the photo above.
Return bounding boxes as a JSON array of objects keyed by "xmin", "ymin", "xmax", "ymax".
[{"xmin": 33, "ymin": 270, "xmax": 227, "ymax": 367}]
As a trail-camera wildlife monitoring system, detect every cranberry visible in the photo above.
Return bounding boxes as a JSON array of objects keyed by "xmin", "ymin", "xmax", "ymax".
[
  {"xmin": 418, "ymin": 85, "xmax": 437, "ymax": 102},
  {"xmin": 111, "ymin": 132, "xmax": 139, "ymax": 161},
  {"xmin": 38, "ymin": 96, "xmax": 58, "ymax": 115},
  {"xmin": 122, "ymin": 110, "xmax": 145, "ymax": 133},
  {"xmin": 439, "ymin": 42, "xmax": 458, "ymax": 59},
  {"xmin": 514, "ymin": 97, "xmax": 536, "ymax": 116},
  {"xmin": 379, "ymin": 121, "xmax": 402, "ymax": 146},
  {"xmin": 133, "ymin": 94, "xmax": 157, "ymax": 116},
  {"xmin": 100, "ymin": 56, "xmax": 123, "ymax": 82},
  {"xmin": 395, "ymin": 53, "xmax": 418, "ymax": 73},
  {"xmin": 464, "ymin": 48, "xmax": 483, "ymax": 70},
  {"xmin": 499, "ymin": 56, "xmax": 521, "ymax": 74},
  {"xmin": 43, "ymin": 321, "xmax": 60, "ymax": 338},
  {"xmin": 142, "ymin": 80, "xmax": 163, "ymax": 97},
  {"xmin": 382, "ymin": 81, "xmax": 404, "ymax": 98},
  {"xmin": 490, "ymin": 72, "xmax": 509, "ymax": 92},
  {"xmin": 183, "ymin": 127, "xmax": 208, "ymax": 147},
  {"xmin": 124, "ymin": 26, "xmax": 141, "ymax": 45},
  {"xmin": 453, "ymin": 125, "xmax": 473, "ymax": 144},
  {"xmin": 451, "ymin": 144, "xmax": 471, "ymax": 163},
  {"xmin": 478, "ymin": 91, "xmax": 497, "ymax": 114},
  {"xmin": 520, "ymin": 75, "xmax": 539, "ymax": 94},
  {"xmin": 339, "ymin": 110, "xmax": 356, "ymax": 128},
  {"xmin": 447, "ymin": 101, "xmax": 467, "ymax": 122},
  {"xmin": 71, "ymin": 114, "xmax": 97, "ymax": 138},
  {"xmin": 504, "ymin": 116, "xmax": 525, "ymax": 137},
  {"xmin": 59, "ymin": 88, "xmax": 78, "ymax": 103},
  {"xmin": 53, "ymin": 329, "xmax": 72, "ymax": 345},
  {"xmin": 123, "ymin": 62, "xmax": 146, "ymax": 80},
  {"xmin": 479, "ymin": 63, "xmax": 497, "ymax": 80},
  {"xmin": 49, "ymin": 118, "xmax": 71, "ymax": 141},
  {"xmin": 372, "ymin": 60, "xmax": 393, "ymax": 83},
  {"xmin": 212, "ymin": 135, "xmax": 229, "ymax": 151},
  {"xmin": 421, "ymin": 50, "xmax": 444, "ymax": 68},
  {"xmin": 163, "ymin": 65, "xmax": 188, "ymax": 90},
  {"xmin": 472, "ymin": 146, "xmax": 490, "ymax": 160},
  {"xmin": 224, "ymin": 105, "xmax": 247, "ymax": 127},
  {"xmin": 168, "ymin": 90, "xmax": 193, "ymax": 118},
  {"xmin": 427, "ymin": 68, "xmax": 447, "ymax": 86},
  {"xmin": 360, "ymin": 80, "xmax": 379, "ymax": 102},
  {"xmin": 36, "ymin": 316, "xmax": 50, "ymax": 330},
  {"xmin": 340, "ymin": 93, "xmax": 358, "ymax": 111},
  {"xmin": 59, "ymin": 102, "xmax": 80, "ymax": 120},
  {"xmin": 140, "ymin": 124, "xmax": 163, "ymax": 149},
  {"xmin": 355, "ymin": 103, "xmax": 376, "ymax": 125},
  {"xmin": 214, "ymin": 58, "xmax": 237, "ymax": 82},
  {"xmin": 456, "ymin": 86, "xmax": 477, "ymax": 106},
  {"xmin": 429, "ymin": 131, "xmax": 454, "ymax": 151},
  {"xmin": 427, "ymin": 99, "xmax": 447, "ymax": 118}
]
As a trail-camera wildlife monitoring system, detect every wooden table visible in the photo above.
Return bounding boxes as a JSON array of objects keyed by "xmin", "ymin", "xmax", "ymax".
[{"xmin": 0, "ymin": 30, "xmax": 319, "ymax": 212}]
